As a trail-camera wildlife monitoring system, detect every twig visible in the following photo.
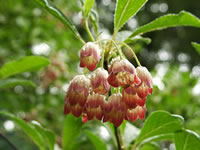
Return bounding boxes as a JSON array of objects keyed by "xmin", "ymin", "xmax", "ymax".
[
  {"xmin": 0, "ymin": 131, "xmax": 18, "ymax": 150},
  {"xmin": 114, "ymin": 126, "xmax": 122, "ymax": 150}
]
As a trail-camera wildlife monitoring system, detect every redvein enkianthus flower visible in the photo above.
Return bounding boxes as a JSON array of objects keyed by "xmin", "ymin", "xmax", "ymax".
[
  {"xmin": 127, "ymin": 106, "xmax": 146, "ymax": 122},
  {"xmin": 91, "ymin": 68, "xmax": 110, "ymax": 95},
  {"xmin": 80, "ymin": 42, "xmax": 101, "ymax": 71},
  {"xmin": 122, "ymin": 85, "xmax": 146, "ymax": 108},
  {"xmin": 103, "ymin": 93, "xmax": 127, "ymax": 127},
  {"xmin": 107, "ymin": 57, "xmax": 141, "ymax": 88},
  {"xmin": 64, "ymin": 75, "xmax": 90, "ymax": 117},
  {"xmin": 86, "ymin": 93, "xmax": 105, "ymax": 120},
  {"xmin": 135, "ymin": 66, "xmax": 153, "ymax": 98}
]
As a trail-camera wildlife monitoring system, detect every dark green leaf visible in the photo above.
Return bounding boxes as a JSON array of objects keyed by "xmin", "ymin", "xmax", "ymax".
[
  {"xmin": 33, "ymin": 0, "xmax": 85, "ymax": 44},
  {"xmin": 32, "ymin": 123, "xmax": 56, "ymax": 150},
  {"xmin": 0, "ymin": 56, "xmax": 49, "ymax": 79},
  {"xmin": 192, "ymin": 42, "xmax": 200, "ymax": 55},
  {"xmin": 136, "ymin": 111, "xmax": 184, "ymax": 144},
  {"xmin": 84, "ymin": 0, "xmax": 95, "ymax": 18},
  {"xmin": 174, "ymin": 129, "xmax": 200, "ymax": 150},
  {"xmin": 84, "ymin": 130, "xmax": 107, "ymax": 150},
  {"xmin": 0, "ymin": 111, "xmax": 46, "ymax": 150},
  {"xmin": 62, "ymin": 114, "xmax": 83, "ymax": 150},
  {"xmin": 0, "ymin": 79, "xmax": 36, "ymax": 89},
  {"xmin": 129, "ymin": 11, "xmax": 200, "ymax": 38},
  {"xmin": 114, "ymin": 0, "xmax": 147, "ymax": 31}
]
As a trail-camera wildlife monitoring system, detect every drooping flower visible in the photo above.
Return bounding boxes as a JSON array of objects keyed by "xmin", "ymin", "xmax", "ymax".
[
  {"xmin": 127, "ymin": 106, "xmax": 146, "ymax": 122},
  {"xmin": 86, "ymin": 93, "xmax": 105, "ymax": 120},
  {"xmin": 103, "ymin": 93, "xmax": 127, "ymax": 127},
  {"xmin": 107, "ymin": 58, "xmax": 141, "ymax": 88},
  {"xmin": 122, "ymin": 85, "xmax": 146, "ymax": 108},
  {"xmin": 135, "ymin": 66, "xmax": 153, "ymax": 98},
  {"xmin": 90, "ymin": 68, "xmax": 110, "ymax": 95},
  {"xmin": 64, "ymin": 75, "xmax": 90, "ymax": 117},
  {"xmin": 80, "ymin": 42, "xmax": 101, "ymax": 71}
]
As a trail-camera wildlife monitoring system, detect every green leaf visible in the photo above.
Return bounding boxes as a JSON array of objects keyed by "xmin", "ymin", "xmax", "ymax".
[
  {"xmin": 174, "ymin": 129, "xmax": 200, "ymax": 150},
  {"xmin": 84, "ymin": 130, "xmax": 107, "ymax": 150},
  {"xmin": 114, "ymin": 0, "xmax": 147, "ymax": 31},
  {"xmin": 0, "ymin": 79, "xmax": 36, "ymax": 89},
  {"xmin": 140, "ymin": 142, "xmax": 160, "ymax": 150},
  {"xmin": 136, "ymin": 111, "xmax": 184, "ymax": 144},
  {"xmin": 84, "ymin": 0, "xmax": 95, "ymax": 18},
  {"xmin": 0, "ymin": 56, "xmax": 49, "ymax": 79},
  {"xmin": 62, "ymin": 114, "xmax": 83, "ymax": 150},
  {"xmin": 33, "ymin": 0, "xmax": 85, "ymax": 44},
  {"xmin": 129, "ymin": 11, "xmax": 200, "ymax": 38},
  {"xmin": 192, "ymin": 42, "xmax": 200, "ymax": 55},
  {"xmin": 125, "ymin": 36, "xmax": 151, "ymax": 45},
  {"xmin": 89, "ymin": 9, "xmax": 99, "ymax": 35},
  {"xmin": 32, "ymin": 123, "xmax": 56, "ymax": 150},
  {"xmin": 0, "ymin": 111, "xmax": 46, "ymax": 150}
]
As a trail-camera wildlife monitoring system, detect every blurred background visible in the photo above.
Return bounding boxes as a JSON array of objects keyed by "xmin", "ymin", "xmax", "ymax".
[{"xmin": 0, "ymin": 0, "xmax": 200, "ymax": 149}]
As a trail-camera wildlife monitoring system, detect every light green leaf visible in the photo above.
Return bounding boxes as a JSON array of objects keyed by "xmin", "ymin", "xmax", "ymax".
[
  {"xmin": 62, "ymin": 114, "xmax": 83, "ymax": 150},
  {"xmin": 0, "ymin": 79, "xmax": 36, "ymax": 89},
  {"xmin": 125, "ymin": 36, "xmax": 151, "ymax": 45},
  {"xmin": 192, "ymin": 42, "xmax": 200, "ymax": 55},
  {"xmin": 32, "ymin": 123, "xmax": 56, "ymax": 150},
  {"xmin": 129, "ymin": 11, "xmax": 200, "ymax": 38},
  {"xmin": 114, "ymin": 0, "xmax": 147, "ymax": 31},
  {"xmin": 89, "ymin": 9, "xmax": 99, "ymax": 35},
  {"xmin": 140, "ymin": 142, "xmax": 160, "ymax": 150},
  {"xmin": 84, "ymin": 0, "xmax": 95, "ymax": 18},
  {"xmin": 136, "ymin": 111, "xmax": 184, "ymax": 144},
  {"xmin": 174, "ymin": 129, "xmax": 200, "ymax": 150},
  {"xmin": 85, "ymin": 130, "xmax": 107, "ymax": 150},
  {"xmin": 0, "ymin": 56, "xmax": 49, "ymax": 79},
  {"xmin": 0, "ymin": 111, "xmax": 46, "ymax": 150},
  {"xmin": 33, "ymin": 0, "xmax": 85, "ymax": 44}
]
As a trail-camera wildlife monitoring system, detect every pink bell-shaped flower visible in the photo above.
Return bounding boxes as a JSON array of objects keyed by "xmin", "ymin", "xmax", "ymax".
[
  {"xmin": 103, "ymin": 93, "xmax": 127, "ymax": 127},
  {"xmin": 127, "ymin": 106, "xmax": 146, "ymax": 122},
  {"xmin": 122, "ymin": 85, "xmax": 146, "ymax": 108},
  {"xmin": 64, "ymin": 75, "xmax": 90, "ymax": 117},
  {"xmin": 80, "ymin": 42, "xmax": 101, "ymax": 71},
  {"xmin": 91, "ymin": 68, "xmax": 110, "ymax": 95},
  {"xmin": 86, "ymin": 93, "xmax": 105, "ymax": 120},
  {"xmin": 107, "ymin": 57, "xmax": 141, "ymax": 88},
  {"xmin": 135, "ymin": 66, "xmax": 153, "ymax": 98}
]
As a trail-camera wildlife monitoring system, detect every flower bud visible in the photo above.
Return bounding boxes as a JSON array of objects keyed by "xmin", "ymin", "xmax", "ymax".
[
  {"xmin": 135, "ymin": 66, "xmax": 153, "ymax": 98},
  {"xmin": 107, "ymin": 58, "xmax": 141, "ymax": 88},
  {"xmin": 91, "ymin": 68, "xmax": 110, "ymax": 95},
  {"xmin": 127, "ymin": 106, "xmax": 146, "ymax": 122},
  {"xmin": 80, "ymin": 42, "xmax": 101, "ymax": 71}
]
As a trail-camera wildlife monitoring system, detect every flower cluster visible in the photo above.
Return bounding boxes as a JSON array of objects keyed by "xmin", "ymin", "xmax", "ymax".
[{"xmin": 64, "ymin": 42, "xmax": 153, "ymax": 127}]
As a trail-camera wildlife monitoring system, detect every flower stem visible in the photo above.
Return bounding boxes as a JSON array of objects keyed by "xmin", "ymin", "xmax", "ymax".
[
  {"xmin": 85, "ymin": 20, "xmax": 95, "ymax": 42},
  {"xmin": 114, "ymin": 126, "xmax": 122, "ymax": 150},
  {"xmin": 120, "ymin": 42, "xmax": 141, "ymax": 66}
]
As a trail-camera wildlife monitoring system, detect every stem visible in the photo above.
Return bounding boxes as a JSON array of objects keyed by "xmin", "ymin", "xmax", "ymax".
[
  {"xmin": 120, "ymin": 42, "xmax": 141, "ymax": 66},
  {"xmin": 131, "ymin": 143, "xmax": 137, "ymax": 150},
  {"xmin": 0, "ymin": 131, "xmax": 18, "ymax": 150},
  {"xmin": 85, "ymin": 20, "xmax": 95, "ymax": 42},
  {"xmin": 100, "ymin": 42, "xmax": 105, "ymax": 68},
  {"xmin": 114, "ymin": 126, "xmax": 122, "ymax": 150}
]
